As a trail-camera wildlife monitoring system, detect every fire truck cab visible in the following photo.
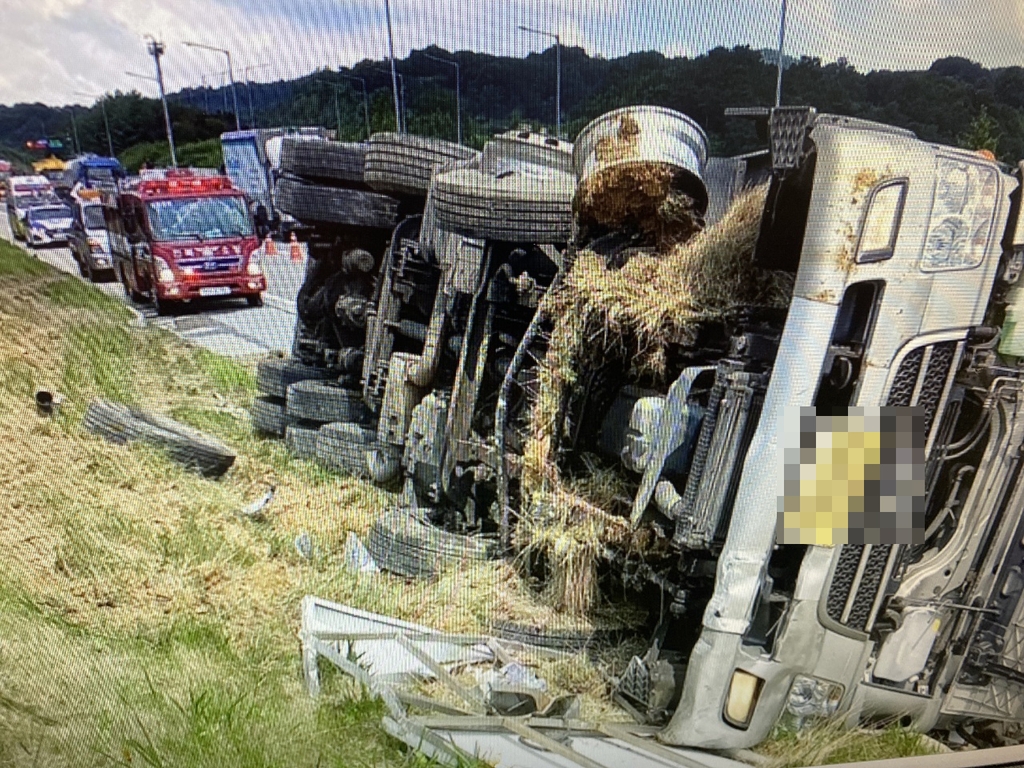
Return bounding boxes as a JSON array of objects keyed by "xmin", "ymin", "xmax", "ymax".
[{"xmin": 105, "ymin": 169, "xmax": 266, "ymax": 315}]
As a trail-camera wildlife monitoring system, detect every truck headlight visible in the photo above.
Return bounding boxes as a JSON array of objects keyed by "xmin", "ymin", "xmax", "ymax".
[
  {"xmin": 785, "ymin": 675, "xmax": 844, "ymax": 723},
  {"xmin": 246, "ymin": 252, "xmax": 263, "ymax": 276},
  {"xmin": 723, "ymin": 669, "xmax": 763, "ymax": 729},
  {"xmin": 154, "ymin": 256, "xmax": 175, "ymax": 284}
]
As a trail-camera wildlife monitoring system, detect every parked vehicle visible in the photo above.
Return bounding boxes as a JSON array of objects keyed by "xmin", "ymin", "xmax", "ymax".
[
  {"xmin": 31, "ymin": 155, "xmax": 66, "ymax": 187},
  {"xmin": 5, "ymin": 175, "xmax": 57, "ymax": 240},
  {"xmin": 0, "ymin": 160, "xmax": 11, "ymax": 201},
  {"xmin": 24, "ymin": 202, "xmax": 74, "ymax": 248},
  {"xmin": 104, "ymin": 168, "xmax": 266, "ymax": 315},
  {"xmin": 68, "ymin": 189, "xmax": 114, "ymax": 281}
]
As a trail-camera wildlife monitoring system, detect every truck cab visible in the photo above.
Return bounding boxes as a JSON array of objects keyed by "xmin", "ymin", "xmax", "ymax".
[
  {"xmin": 68, "ymin": 188, "xmax": 114, "ymax": 281},
  {"xmin": 105, "ymin": 169, "xmax": 266, "ymax": 315},
  {"xmin": 5, "ymin": 175, "xmax": 57, "ymax": 241}
]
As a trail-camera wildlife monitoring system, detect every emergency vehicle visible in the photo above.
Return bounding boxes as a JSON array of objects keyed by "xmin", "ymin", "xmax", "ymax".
[
  {"xmin": 5, "ymin": 175, "xmax": 58, "ymax": 241},
  {"xmin": 105, "ymin": 169, "xmax": 266, "ymax": 315}
]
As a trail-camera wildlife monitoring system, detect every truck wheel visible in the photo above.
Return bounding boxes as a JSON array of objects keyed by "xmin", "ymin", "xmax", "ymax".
[
  {"xmin": 364, "ymin": 508, "xmax": 495, "ymax": 579},
  {"xmin": 83, "ymin": 399, "xmax": 236, "ymax": 478},
  {"xmin": 364, "ymin": 132, "xmax": 479, "ymax": 196},
  {"xmin": 432, "ymin": 166, "xmax": 575, "ymax": 243},
  {"xmin": 256, "ymin": 357, "xmax": 334, "ymax": 399},
  {"xmin": 246, "ymin": 295, "xmax": 264, "ymax": 308},
  {"xmin": 251, "ymin": 395, "xmax": 294, "ymax": 437},
  {"xmin": 285, "ymin": 421, "xmax": 321, "ymax": 460},
  {"xmin": 314, "ymin": 421, "xmax": 375, "ymax": 477},
  {"xmin": 285, "ymin": 380, "xmax": 372, "ymax": 424},
  {"xmin": 153, "ymin": 294, "xmax": 173, "ymax": 316},
  {"xmin": 280, "ymin": 138, "xmax": 367, "ymax": 184},
  {"xmin": 276, "ymin": 177, "xmax": 398, "ymax": 229}
]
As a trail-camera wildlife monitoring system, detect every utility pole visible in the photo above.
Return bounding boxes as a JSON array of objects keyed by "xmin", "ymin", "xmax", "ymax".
[
  {"xmin": 424, "ymin": 52, "xmax": 461, "ymax": 144},
  {"xmin": 775, "ymin": 0, "xmax": 788, "ymax": 107},
  {"xmin": 243, "ymin": 64, "xmax": 268, "ymax": 129},
  {"xmin": 201, "ymin": 75, "xmax": 210, "ymax": 113},
  {"xmin": 185, "ymin": 41, "xmax": 241, "ymax": 130},
  {"xmin": 383, "ymin": 0, "xmax": 402, "ymax": 132},
  {"xmin": 315, "ymin": 79, "xmax": 345, "ymax": 136},
  {"xmin": 373, "ymin": 66, "xmax": 407, "ymax": 133},
  {"xmin": 518, "ymin": 25, "xmax": 561, "ymax": 138},
  {"xmin": 144, "ymin": 35, "xmax": 177, "ymax": 167}
]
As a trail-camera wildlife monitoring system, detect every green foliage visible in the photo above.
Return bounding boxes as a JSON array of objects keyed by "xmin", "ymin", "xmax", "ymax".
[
  {"xmin": 120, "ymin": 138, "xmax": 224, "ymax": 172},
  {"xmin": 43, "ymin": 274, "xmax": 131, "ymax": 315},
  {"xmin": 0, "ymin": 237, "xmax": 50, "ymax": 277},
  {"xmin": 960, "ymin": 105, "xmax": 1000, "ymax": 154}
]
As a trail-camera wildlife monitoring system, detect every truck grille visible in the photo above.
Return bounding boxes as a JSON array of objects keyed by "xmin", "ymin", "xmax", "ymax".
[{"xmin": 824, "ymin": 340, "xmax": 959, "ymax": 633}]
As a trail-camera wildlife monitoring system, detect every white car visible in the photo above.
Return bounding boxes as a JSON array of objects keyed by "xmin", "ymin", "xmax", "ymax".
[{"xmin": 25, "ymin": 203, "xmax": 74, "ymax": 248}]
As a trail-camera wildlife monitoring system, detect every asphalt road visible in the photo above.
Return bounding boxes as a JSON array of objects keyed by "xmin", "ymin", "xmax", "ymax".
[{"xmin": 0, "ymin": 216, "xmax": 306, "ymax": 359}]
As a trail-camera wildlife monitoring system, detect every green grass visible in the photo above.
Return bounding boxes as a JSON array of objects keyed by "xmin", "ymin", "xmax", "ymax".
[
  {"xmin": 0, "ymin": 243, "xmax": 50, "ymax": 277},
  {"xmin": 43, "ymin": 275, "xmax": 131, "ymax": 316},
  {"xmin": 758, "ymin": 719, "xmax": 942, "ymax": 767}
]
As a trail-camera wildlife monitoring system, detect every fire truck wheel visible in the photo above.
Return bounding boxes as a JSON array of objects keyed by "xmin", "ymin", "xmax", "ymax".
[
  {"xmin": 246, "ymin": 295, "xmax": 264, "ymax": 308},
  {"xmin": 364, "ymin": 507, "xmax": 494, "ymax": 579},
  {"xmin": 432, "ymin": 167, "xmax": 575, "ymax": 244},
  {"xmin": 314, "ymin": 421, "xmax": 375, "ymax": 477},
  {"xmin": 363, "ymin": 132, "xmax": 479, "ymax": 196},
  {"xmin": 83, "ymin": 399, "xmax": 236, "ymax": 478},
  {"xmin": 277, "ymin": 178, "xmax": 398, "ymax": 229},
  {"xmin": 256, "ymin": 357, "xmax": 334, "ymax": 399},
  {"xmin": 280, "ymin": 138, "xmax": 367, "ymax": 185},
  {"xmin": 284, "ymin": 421, "xmax": 321, "ymax": 460},
  {"xmin": 285, "ymin": 380, "xmax": 372, "ymax": 425},
  {"xmin": 153, "ymin": 295, "xmax": 174, "ymax": 316},
  {"xmin": 251, "ymin": 395, "xmax": 294, "ymax": 437}
]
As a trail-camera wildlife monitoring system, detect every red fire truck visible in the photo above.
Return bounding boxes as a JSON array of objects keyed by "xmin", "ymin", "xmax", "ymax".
[{"xmin": 105, "ymin": 169, "xmax": 266, "ymax": 315}]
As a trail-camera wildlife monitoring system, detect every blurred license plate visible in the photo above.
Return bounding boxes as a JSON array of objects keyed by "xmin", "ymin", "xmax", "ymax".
[{"xmin": 199, "ymin": 286, "xmax": 231, "ymax": 297}]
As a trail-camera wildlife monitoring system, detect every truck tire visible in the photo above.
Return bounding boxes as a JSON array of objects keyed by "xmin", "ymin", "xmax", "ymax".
[
  {"xmin": 256, "ymin": 357, "xmax": 334, "ymax": 399},
  {"xmin": 277, "ymin": 177, "xmax": 398, "ymax": 229},
  {"xmin": 364, "ymin": 508, "xmax": 495, "ymax": 579},
  {"xmin": 251, "ymin": 395, "xmax": 294, "ymax": 437},
  {"xmin": 315, "ymin": 422, "xmax": 375, "ymax": 477},
  {"xmin": 285, "ymin": 380, "xmax": 372, "ymax": 424},
  {"xmin": 83, "ymin": 399, "xmax": 236, "ymax": 478},
  {"xmin": 280, "ymin": 138, "xmax": 367, "ymax": 184},
  {"xmin": 364, "ymin": 133, "xmax": 479, "ymax": 196},
  {"xmin": 432, "ymin": 167, "xmax": 575, "ymax": 243},
  {"xmin": 285, "ymin": 421, "xmax": 321, "ymax": 459}
]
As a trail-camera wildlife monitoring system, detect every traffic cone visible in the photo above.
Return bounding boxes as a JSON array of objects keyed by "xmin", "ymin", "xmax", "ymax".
[
  {"xmin": 264, "ymin": 233, "xmax": 277, "ymax": 256},
  {"xmin": 289, "ymin": 232, "xmax": 302, "ymax": 263}
]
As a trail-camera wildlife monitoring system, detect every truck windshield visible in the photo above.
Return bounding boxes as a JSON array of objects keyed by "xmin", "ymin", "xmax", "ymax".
[
  {"xmin": 83, "ymin": 205, "xmax": 106, "ymax": 229},
  {"xmin": 145, "ymin": 196, "xmax": 254, "ymax": 241},
  {"xmin": 31, "ymin": 207, "xmax": 72, "ymax": 221}
]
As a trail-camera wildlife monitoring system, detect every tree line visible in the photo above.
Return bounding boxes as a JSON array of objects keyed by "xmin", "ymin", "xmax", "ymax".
[{"xmin": 1, "ymin": 47, "xmax": 1022, "ymax": 171}]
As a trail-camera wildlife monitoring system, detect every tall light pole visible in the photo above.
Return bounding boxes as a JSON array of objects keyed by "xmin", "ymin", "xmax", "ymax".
[
  {"xmin": 339, "ymin": 73, "xmax": 371, "ymax": 140},
  {"xmin": 373, "ymin": 66, "xmax": 407, "ymax": 133},
  {"xmin": 68, "ymin": 106, "xmax": 81, "ymax": 155},
  {"xmin": 244, "ymin": 63, "xmax": 269, "ymax": 129},
  {"xmin": 518, "ymin": 25, "xmax": 561, "ymax": 138},
  {"xmin": 383, "ymin": 0, "xmax": 403, "ymax": 132},
  {"xmin": 184, "ymin": 41, "xmax": 241, "ymax": 131},
  {"xmin": 144, "ymin": 35, "xmax": 177, "ymax": 167},
  {"xmin": 424, "ymin": 52, "xmax": 461, "ymax": 145},
  {"xmin": 315, "ymin": 79, "xmax": 345, "ymax": 136},
  {"xmin": 775, "ymin": 0, "xmax": 788, "ymax": 107},
  {"xmin": 75, "ymin": 91, "xmax": 114, "ymax": 157}
]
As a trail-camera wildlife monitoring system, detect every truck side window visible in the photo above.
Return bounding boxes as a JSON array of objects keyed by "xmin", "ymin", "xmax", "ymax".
[{"xmin": 857, "ymin": 180, "xmax": 908, "ymax": 263}]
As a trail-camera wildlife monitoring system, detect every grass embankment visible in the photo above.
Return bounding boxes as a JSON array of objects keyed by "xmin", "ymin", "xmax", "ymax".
[{"xmin": 0, "ymin": 239, "xmax": 612, "ymax": 767}]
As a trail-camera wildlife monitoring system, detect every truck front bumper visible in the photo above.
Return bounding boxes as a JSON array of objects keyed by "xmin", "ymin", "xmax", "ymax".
[{"xmin": 157, "ymin": 274, "xmax": 267, "ymax": 301}]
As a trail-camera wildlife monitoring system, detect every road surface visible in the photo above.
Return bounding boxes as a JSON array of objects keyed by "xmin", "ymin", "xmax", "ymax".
[{"xmin": 0, "ymin": 216, "xmax": 305, "ymax": 359}]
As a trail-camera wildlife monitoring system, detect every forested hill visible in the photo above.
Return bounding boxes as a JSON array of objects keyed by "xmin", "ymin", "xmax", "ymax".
[{"xmin": 1, "ymin": 46, "xmax": 1021, "ymax": 169}]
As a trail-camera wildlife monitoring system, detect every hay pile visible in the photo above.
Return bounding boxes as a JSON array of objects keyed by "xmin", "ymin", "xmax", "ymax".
[{"xmin": 517, "ymin": 183, "xmax": 794, "ymax": 614}]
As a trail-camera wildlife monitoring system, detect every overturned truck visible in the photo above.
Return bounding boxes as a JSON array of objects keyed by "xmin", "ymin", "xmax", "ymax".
[{"xmin": 272, "ymin": 108, "xmax": 1024, "ymax": 749}]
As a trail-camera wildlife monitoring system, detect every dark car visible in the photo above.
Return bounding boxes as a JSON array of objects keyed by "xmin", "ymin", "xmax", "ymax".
[{"xmin": 68, "ymin": 196, "xmax": 115, "ymax": 281}]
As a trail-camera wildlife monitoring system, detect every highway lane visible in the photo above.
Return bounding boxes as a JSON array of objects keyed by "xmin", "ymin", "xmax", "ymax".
[{"xmin": 0, "ymin": 215, "xmax": 306, "ymax": 359}]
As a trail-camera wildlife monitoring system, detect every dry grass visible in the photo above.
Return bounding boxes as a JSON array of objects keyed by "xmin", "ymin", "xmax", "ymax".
[
  {"xmin": 519, "ymin": 184, "xmax": 793, "ymax": 614},
  {"xmin": 0, "ymin": 241, "xmax": 627, "ymax": 766},
  {"xmin": 756, "ymin": 718, "xmax": 942, "ymax": 768}
]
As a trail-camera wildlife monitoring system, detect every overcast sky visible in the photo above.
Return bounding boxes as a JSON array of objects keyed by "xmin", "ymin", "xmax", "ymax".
[{"xmin": 2, "ymin": 0, "xmax": 1023, "ymax": 107}]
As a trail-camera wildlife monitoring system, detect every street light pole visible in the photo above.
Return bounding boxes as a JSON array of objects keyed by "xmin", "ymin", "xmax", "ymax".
[
  {"xmin": 383, "ymin": 0, "xmax": 402, "ymax": 132},
  {"xmin": 775, "ymin": 0, "xmax": 788, "ymax": 107},
  {"xmin": 518, "ymin": 25, "xmax": 561, "ymax": 138},
  {"xmin": 185, "ymin": 41, "xmax": 241, "ymax": 130},
  {"xmin": 340, "ymin": 74, "xmax": 371, "ymax": 140},
  {"xmin": 424, "ymin": 53, "xmax": 461, "ymax": 144},
  {"xmin": 76, "ymin": 91, "xmax": 115, "ymax": 157},
  {"xmin": 373, "ymin": 66, "xmax": 406, "ymax": 133},
  {"xmin": 243, "ymin": 64, "xmax": 268, "ymax": 129},
  {"xmin": 68, "ymin": 107, "xmax": 81, "ymax": 155}
]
